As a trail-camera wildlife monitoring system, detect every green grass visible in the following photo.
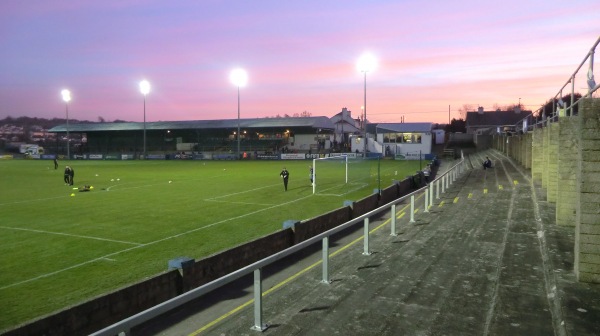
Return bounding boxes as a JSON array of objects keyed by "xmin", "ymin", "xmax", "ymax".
[{"xmin": 0, "ymin": 158, "xmax": 422, "ymax": 331}]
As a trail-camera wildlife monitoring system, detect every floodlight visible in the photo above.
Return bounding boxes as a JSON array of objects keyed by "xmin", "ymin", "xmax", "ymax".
[
  {"xmin": 357, "ymin": 53, "xmax": 377, "ymax": 73},
  {"xmin": 139, "ymin": 80, "xmax": 151, "ymax": 95},
  {"xmin": 61, "ymin": 89, "xmax": 71, "ymax": 103},
  {"xmin": 230, "ymin": 68, "xmax": 248, "ymax": 87}
]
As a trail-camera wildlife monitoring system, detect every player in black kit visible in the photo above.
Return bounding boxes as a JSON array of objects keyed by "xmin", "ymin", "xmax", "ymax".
[{"xmin": 280, "ymin": 167, "xmax": 289, "ymax": 191}]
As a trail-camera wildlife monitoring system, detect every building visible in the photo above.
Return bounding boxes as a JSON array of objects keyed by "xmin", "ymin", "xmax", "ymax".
[
  {"xmin": 48, "ymin": 117, "xmax": 335, "ymax": 159},
  {"xmin": 329, "ymin": 107, "xmax": 362, "ymax": 150},
  {"xmin": 465, "ymin": 107, "xmax": 532, "ymax": 135},
  {"xmin": 348, "ymin": 122, "xmax": 433, "ymax": 159}
]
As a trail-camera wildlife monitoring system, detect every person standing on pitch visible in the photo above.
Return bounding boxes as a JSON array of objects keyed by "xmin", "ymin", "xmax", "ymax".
[
  {"xmin": 68, "ymin": 166, "xmax": 75, "ymax": 186},
  {"xmin": 64, "ymin": 166, "xmax": 71, "ymax": 185},
  {"xmin": 280, "ymin": 167, "xmax": 289, "ymax": 191},
  {"xmin": 54, "ymin": 157, "xmax": 58, "ymax": 169},
  {"xmin": 309, "ymin": 165, "xmax": 314, "ymax": 185}
]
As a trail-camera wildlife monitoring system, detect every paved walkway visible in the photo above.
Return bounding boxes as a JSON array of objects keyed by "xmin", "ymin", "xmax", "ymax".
[{"xmin": 142, "ymin": 150, "xmax": 600, "ymax": 336}]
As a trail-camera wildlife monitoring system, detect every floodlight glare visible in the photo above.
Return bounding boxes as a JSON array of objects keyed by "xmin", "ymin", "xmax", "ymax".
[
  {"xmin": 61, "ymin": 89, "xmax": 71, "ymax": 103},
  {"xmin": 230, "ymin": 68, "xmax": 248, "ymax": 87},
  {"xmin": 357, "ymin": 52, "xmax": 377, "ymax": 73},
  {"xmin": 139, "ymin": 80, "xmax": 151, "ymax": 95}
]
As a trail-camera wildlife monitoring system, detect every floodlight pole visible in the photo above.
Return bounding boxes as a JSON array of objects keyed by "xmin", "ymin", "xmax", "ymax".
[
  {"xmin": 139, "ymin": 80, "xmax": 150, "ymax": 160},
  {"xmin": 363, "ymin": 71, "xmax": 367, "ymax": 156},
  {"xmin": 143, "ymin": 95, "xmax": 146, "ymax": 159},
  {"xmin": 237, "ymin": 85, "xmax": 241, "ymax": 159},
  {"xmin": 65, "ymin": 102, "xmax": 70, "ymax": 159},
  {"xmin": 230, "ymin": 68, "xmax": 247, "ymax": 160},
  {"xmin": 61, "ymin": 89, "xmax": 71, "ymax": 159}
]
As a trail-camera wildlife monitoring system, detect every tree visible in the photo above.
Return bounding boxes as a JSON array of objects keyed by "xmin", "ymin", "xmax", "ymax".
[
  {"xmin": 457, "ymin": 104, "xmax": 476, "ymax": 119},
  {"xmin": 536, "ymin": 93, "xmax": 582, "ymax": 120},
  {"xmin": 445, "ymin": 118, "xmax": 466, "ymax": 133}
]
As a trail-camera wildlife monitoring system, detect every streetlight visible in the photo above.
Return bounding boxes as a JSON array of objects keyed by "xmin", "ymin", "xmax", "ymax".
[
  {"xmin": 357, "ymin": 52, "xmax": 377, "ymax": 156},
  {"xmin": 230, "ymin": 68, "xmax": 248, "ymax": 159},
  {"xmin": 139, "ymin": 80, "xmax": 151, "ymax": 159},
  {"xmin": 61, "ymin": 89, "xmax": 71, "ymax": 159}
]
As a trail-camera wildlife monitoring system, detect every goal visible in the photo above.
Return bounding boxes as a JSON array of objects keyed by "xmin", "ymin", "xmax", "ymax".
[{"xmin": 312, "ymin": 155, "xmax": 378, "ymax": 195}]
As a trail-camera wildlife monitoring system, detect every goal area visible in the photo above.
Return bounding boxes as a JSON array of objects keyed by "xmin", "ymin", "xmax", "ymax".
[{"xmin": 312, "ymin": 155, "xmax": 378, "ymax": 195}]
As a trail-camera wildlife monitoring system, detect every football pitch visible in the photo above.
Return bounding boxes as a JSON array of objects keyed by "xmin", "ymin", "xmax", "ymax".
[{"xmin": 0, "ymin": 158, "xmax": 422, "ymax": 331}]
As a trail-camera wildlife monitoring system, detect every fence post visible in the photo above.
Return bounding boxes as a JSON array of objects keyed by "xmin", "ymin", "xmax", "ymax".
[
  {"xmin": 424, "ymin": 189, "xmax": 429, "ymax": 213},
  {"xmin": 362, "ymin": 217, "xmax": 371, "ymax": 255},
  {"xmin": 390, "ymin": 204, "xmax": 397, "ymax": 236},
  {"xmin": 322, "ymin": 237, "xmax": 330, "ymax": 284},
  {"xmin": 436, "ymin": 178, "xmax": 440, "ymax": 199},
  {"xmin": 251, "ymin": 269, "xmax": 267, "ymax": 331},
  {"xmin": 410, "ymin": 195, "xmax": 415, "ymax": 223},
  {"xmin": 429, "ymin": 183, "xmax": 434, "ymax": 207},
  {"xmin": 442, "ymin": 175, "xmax": 446, "ymax": 193}
]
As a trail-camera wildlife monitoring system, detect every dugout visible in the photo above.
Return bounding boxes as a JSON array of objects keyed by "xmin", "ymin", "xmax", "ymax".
[{"xmin": 48, "ymin": 117, "xmax": 335, "ymax": 158}]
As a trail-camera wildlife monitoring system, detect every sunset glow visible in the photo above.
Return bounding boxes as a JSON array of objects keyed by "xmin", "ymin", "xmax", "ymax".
[{"xmin": 0, "ymin": 1, "xmax": 599, "ymax": 124}]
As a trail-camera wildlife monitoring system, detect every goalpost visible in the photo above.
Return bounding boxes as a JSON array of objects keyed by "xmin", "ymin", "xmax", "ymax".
[
  {"xmin": 312, "ymin": 155, "xmax": 348, "ymax": 194},
  {"xmin": 312, "ymin": 155, "xmax": 381, "ymax": 195}
]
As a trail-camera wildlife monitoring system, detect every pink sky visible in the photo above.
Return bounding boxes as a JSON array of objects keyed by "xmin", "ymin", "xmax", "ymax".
[{"xmin": 1, "ymin": 0, "xmax": 599, "ymax": 124}]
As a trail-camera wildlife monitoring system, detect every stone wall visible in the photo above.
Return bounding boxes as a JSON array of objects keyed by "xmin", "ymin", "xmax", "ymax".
[
  {"xmin": 557, "ymin": 117, "xmax": 579, "ymax": 226},
  {"xmin": 575, "ymin": 98, "xmax": 600, "ymax": 283},
  {"xmin": 532, "ymin": 127, "xmax": 544, "ymax": 183},
  {"xmin": 547, "ymin": 122, "xmax": 560, "ymax": 203},
  {"xmin": 494, "ymin": 98, "xmax": 600, "ymax": 284},
  {"xmin": 542, "ymin": 123, "xmax": 550, "ymax": 189},
  {"xmin": 524, "ymin": 132, "xmax": 532, "ymax": 169}
]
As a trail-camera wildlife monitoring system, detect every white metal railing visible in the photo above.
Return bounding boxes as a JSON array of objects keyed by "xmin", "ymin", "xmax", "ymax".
[
  {"xmin": 91, "ymin": 155, "xmax": 465, "ymax": 336},
  {"xmin": 513, "ymin": 35, "xmax": 599, "ymax": 133}
]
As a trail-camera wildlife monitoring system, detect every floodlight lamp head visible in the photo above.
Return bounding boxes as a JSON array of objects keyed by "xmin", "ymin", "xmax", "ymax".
[
  {"xmin": 357, "ymin": 52, "xmax": 377, "ymax": 73},
  {"xmin": 230, "ymin": 68, "xmax": 248, "ymax": 87},
  {"xmin": 61, "ymin": 89, "xmax": 71, "ymax": 103},
  {"xmin": 139, "ymin": 80, "xmax": 151, "ymax": 95}
]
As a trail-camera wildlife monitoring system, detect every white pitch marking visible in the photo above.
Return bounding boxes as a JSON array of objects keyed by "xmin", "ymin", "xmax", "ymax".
[
  {"xmin": 0, "ymin": 226, "xmax": 142, "ymax": 246},
  {"xmin": 1, "ymin": 193, "xmax": 314, "ymax": 290},
  {"xmin": 204, "ymin": 199, "xmax": 276, "ymax": 206},
  {"xmin": 205, "ymin": 183, "xmax": 280, "ymax": 201}
]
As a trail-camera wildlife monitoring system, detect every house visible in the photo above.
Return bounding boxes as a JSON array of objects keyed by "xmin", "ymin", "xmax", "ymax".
[
  {"xmin": 465, "ymin": 107, "xmax": 532, "ymax": 135},
  {"xmin": 329, "ymin": 107, "xmax": 362, "ymax": 148}
]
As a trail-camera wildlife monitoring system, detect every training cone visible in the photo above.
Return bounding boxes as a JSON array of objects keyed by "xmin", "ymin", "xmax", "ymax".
[
  {"xmin": 90, "ymin": 186, "xmax": 94, "ymax": 189},
  {"xmin": 70, "ymin": 193, "xmax": 75, "ymax": 197}
]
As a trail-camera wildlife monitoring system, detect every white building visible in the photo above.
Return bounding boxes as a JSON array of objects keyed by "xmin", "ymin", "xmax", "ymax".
[
  {"xmin": 362, "ymin": 122, "xmax": 433, "ymax": 159},
  {"xmin": 329, "ymin": 107, "xmax": 362, "ymax": 149}
]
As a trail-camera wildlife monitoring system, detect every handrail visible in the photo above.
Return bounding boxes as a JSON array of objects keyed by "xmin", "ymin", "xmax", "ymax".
[
  {"xmin": 91, "ymin": 156, "xmax": 465, "ymax": 335},
  {"xmin": 514, "ymin": 35, "xmax": 599, "ymax": 132}
]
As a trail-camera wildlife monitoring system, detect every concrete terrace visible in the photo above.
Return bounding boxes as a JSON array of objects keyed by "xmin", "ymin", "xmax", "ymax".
[{"xmin": 139, "ymin": 150, "xmax": 600, "ymax": 336}]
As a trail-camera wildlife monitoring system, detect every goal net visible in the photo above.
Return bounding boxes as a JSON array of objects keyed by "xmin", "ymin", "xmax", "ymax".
[{"xmin": 312, "ymin": 155, "xmax": 379, "ymax": 195}]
